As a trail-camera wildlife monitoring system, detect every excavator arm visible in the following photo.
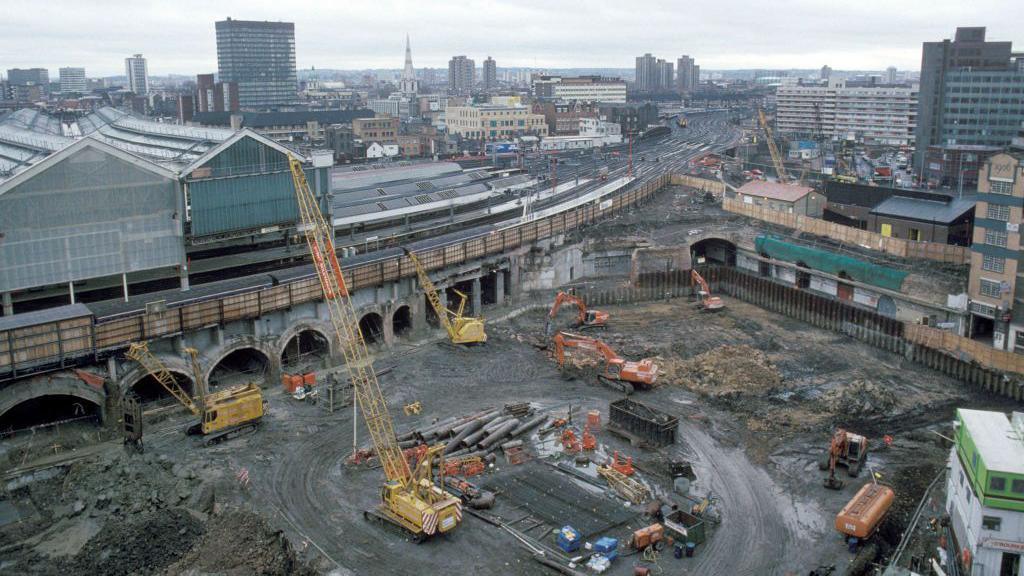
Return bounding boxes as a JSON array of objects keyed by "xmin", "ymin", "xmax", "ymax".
[
  {"xmin": 691, "ymin": 269, "xmax": 724, "ymax": 311},
  {"xmin": 546, "ymin": 291, "xmax": 608, "ymax": 335}
]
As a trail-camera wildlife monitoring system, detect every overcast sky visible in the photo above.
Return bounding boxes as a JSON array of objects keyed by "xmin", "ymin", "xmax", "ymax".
[{"xmin": 2, "ymin": 0, "xmax": 1022, "ymax": 77}]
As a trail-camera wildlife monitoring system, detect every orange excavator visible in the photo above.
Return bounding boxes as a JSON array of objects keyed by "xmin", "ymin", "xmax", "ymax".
[
  {"xmin": 691, "ymin": 269, "xmax": 724, "ymax": 311},
  {"xmin": 819, "ymin": 428, "xmax": 869, "ymax": 490},
  {"xmin": 552, "ymin": 332, "xmax": 659, "ymax": 393},
  {"xmin": 545, "ymin": 290, "xmax": 609, "ymax": 336}
]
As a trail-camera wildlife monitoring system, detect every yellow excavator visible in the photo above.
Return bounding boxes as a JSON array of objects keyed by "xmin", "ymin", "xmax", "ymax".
[
  {"xmin": 403, "ymin": 247, "xmax": 487, "ymax": 345},
  {"xmin": 125, "ymin": 342, "xmax": 264, "ymax": 446},
  {"xmin": 289, "ymin": 155, "xmax": 461, "ymax": 539}
]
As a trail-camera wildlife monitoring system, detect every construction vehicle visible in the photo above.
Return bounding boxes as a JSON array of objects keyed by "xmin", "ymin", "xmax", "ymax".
[
  {"xmin": 403, "ymin": 247, "xmax": 486, "ymax": 345},
  {"xmin": 544, "ymin": 290, "xmax": 609, "ymax": 335},
  {"xmin": 125, "ymin": 342, "xmax": 264, "ymax": 446},
  {"xmin": 758, "ymin": 108, "xmax": 789, "ymax": 183},
  {"xmin": 819, "ymin": 429, "xmax": 869, "ymax": 489},
  {"xmin": 289, "ymin": 155, "xmax": 461, "ymax": 539},
  {"xmin": 552, "ymin": 332, "xmax": 659, "ymax": 393},
  {"xmin": 690, "ymin": 269, "xmax": 724, "ymax": 311}
]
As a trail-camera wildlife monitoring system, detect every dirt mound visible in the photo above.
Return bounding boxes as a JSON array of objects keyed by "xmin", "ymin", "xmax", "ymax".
[
  {"xmin": 659, "ymin": 345, "xmax": 783, "ymax": 396},
  {"xmin": 821, "ymin": 380, "xmax": 898, "ymax": 417},
  {"xmin": 160, "ymin": 509, "xmax": 318, "ymax": 576},
  {"xmin": 68, "ymin": 507, "xmax": 203, "ymax": 576}
]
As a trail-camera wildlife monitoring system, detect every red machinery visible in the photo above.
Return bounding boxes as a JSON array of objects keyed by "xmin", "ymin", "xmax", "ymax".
[
  {"xmin": 561, "ymin": 429, "xmax": 581, "ymax": 453},
  {"xmin": 691, "ymin": 270, "xmax": 724, "ymax": 311},
  {"xmin": 581, "ymin": 426, "xmax": 597, "ymax": 451},
  {"xmin": 820, "ymin": 429, "xmax": 870, "ymax": 489},
  {"xmin": 552, "ymin": 332, "xmax": 659, "ymax": 393},
  {"xmin": 545, "ymin": 290, "xmax": 609, "ymax": 335}
]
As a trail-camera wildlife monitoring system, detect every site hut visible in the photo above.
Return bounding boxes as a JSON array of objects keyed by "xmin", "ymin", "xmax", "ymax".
[
  {"xmin": 867, "ymin": 192, "xmax": 975, "ymax": 244},
  {"xmin": 946, "ymin": 409, "xmax": 1024, "ymax": 576},
  {"xmin": 734, "ymin": 180, "xmax": 825, "ymax": 217}
]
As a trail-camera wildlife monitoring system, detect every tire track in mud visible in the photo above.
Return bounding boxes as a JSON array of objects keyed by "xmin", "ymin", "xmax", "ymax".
[{"xmin": 683, "ymin": 420, "xmax": 826, "ymax": 575}]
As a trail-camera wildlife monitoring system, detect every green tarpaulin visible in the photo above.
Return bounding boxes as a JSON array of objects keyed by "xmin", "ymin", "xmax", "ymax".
[{"xmin": 755, "ymin": 235, "xmax": 908, "ymax": 291}]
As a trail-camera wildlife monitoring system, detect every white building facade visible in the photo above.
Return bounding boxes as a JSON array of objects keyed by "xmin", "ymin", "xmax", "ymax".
[{"xmin": 775, "ymin": 79, "xmax": 917, "ymax": 146}]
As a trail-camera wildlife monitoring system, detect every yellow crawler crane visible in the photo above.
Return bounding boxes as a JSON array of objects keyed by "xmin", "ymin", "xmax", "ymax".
[
  {"xmin": 403, "ymin": 247, "xmax": 486, "ymax": 345},
  {"xmin": 288, "ymin": 155, "xmax": 461, "ymax": 539},
  {"xmin": 758, "ymin": 107, "xmax": 789, "ymax": 183},
  {"xmin": 125, "ymin": 342, "xmax": 264, "ymax": 446}
]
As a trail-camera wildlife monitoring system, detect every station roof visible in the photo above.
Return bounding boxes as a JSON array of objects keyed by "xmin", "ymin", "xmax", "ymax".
[
  {"xmin": 870, "ymin": 195, "xmax": 976, "ymax": 224},
  {"xmin": 738, "ymin": 180, "xmax": 815, "ymax": 203},
  {"xmin": 78, "ymin": 107, "xmax": 233, "ymax": 167},
  {"xmin": 0, "ymin": 109, "xmax": 74, "ymax": 180},
  {"xmin": 958, "ymin": 408, "xmax": 1024, "ymax": 475},
  {"xmin": 330, "ymin": 161, "xmax": 464, "ymax": 192}
]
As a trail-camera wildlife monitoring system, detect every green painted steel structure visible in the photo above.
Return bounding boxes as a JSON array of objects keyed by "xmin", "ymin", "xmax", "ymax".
[{"xmin": 186, "ymin": 135, "xmax": 328, "ymax": 237}]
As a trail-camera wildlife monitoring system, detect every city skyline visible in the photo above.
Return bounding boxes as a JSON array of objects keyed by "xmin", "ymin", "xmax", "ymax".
[{"xmin": 2, "ymin": 0, "xmax": 1022, "ymax": 76}]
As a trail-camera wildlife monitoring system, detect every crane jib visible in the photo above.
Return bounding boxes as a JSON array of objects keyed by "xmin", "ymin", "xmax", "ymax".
[
  {"xmin": 309, "ymin": 238, "xmax": 336, "ymax": 300},
  {"xmin": 323, "ymin": 238, "xmax": 349, "ymax": 297}
]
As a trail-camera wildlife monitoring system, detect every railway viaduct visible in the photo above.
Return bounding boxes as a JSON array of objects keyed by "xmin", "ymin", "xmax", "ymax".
[{"xmin": 0, "ymin": 175, "xmax": 673, "ymax": 429}]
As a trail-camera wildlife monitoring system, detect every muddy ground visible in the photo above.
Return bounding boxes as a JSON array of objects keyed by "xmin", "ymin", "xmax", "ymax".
[
  {"xmin": 2, "ymin": 292, "xmax": 1005, "ymax": 576},
  {"xmin": 0, "ymin": 185, "xmax": 1005, "ymax": 576}
]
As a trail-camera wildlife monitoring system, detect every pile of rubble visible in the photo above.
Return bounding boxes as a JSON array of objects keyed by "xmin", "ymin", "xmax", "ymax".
[
  {"xmin": 659, "ymin": 345, "xmax": 783, "ymax": 396},
  {"xmin": 821, "ymin": 379, "xmax": 898, "ymax": 417}
]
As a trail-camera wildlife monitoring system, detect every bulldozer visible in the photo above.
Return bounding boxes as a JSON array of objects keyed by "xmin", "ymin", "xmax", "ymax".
[{"xmin": 819, "ymin": 428, "xmax": 869, "ymax": 489}]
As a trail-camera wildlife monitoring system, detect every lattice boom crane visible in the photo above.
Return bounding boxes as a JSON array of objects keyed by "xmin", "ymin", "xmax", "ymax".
[{"xmin": 288, "ymin": 156, "xmax": 461, "ymax": 538}]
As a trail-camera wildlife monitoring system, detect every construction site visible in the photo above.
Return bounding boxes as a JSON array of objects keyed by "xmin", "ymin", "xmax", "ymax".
[
  {"xmin": 0, "ymin": 107, "xmax": 1022, "ymax": 576},
  {"xmin": 2, "ymin": 148, "xmax": 1015, "ymax": 573}
]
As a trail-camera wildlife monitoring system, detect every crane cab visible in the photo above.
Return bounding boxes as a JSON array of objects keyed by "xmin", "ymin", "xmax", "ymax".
[{"xmin": 186, "ymin": 382, "xmax": 264, "ymax": 437}]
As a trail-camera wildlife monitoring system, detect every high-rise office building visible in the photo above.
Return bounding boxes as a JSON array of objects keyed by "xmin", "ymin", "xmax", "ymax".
[
  {"xmin": 483, "ymin": 57, "xmax": 497, "ymax": 92},
  {"xmin": 58, "ymin": 67, "xmax": 86, "ymax": 93},
  {"xmin": 124, "ymin": 54, "xmax": 148, "ymax": 95},
  {"xmin": 448, "ymin": 55, "xmax": 475, "ymax": 96},
  {"xmin": 216, "ymin": 18, "xmax": 297, "ymax": 110},
  {"xmin": 676, "ymin": 55, "xmax": 697, "ymax": 93},
  {"xmin": 399, "ymin": 35, "xmax": 418, "ymax": 96},
  {"xmin": 820, "ymin": 65, "xmax": 832, "ymax": 81},
  {"xmin": 635, "ymin": 53, "xmax": 658, "ymax": 93},
  {"xmin": 914, "ymin": 27, "xmax": 1024, "ymax": 175},
  {"xmin": 885, "ymin": 66, "xmax": 898, "ymax": 84}
]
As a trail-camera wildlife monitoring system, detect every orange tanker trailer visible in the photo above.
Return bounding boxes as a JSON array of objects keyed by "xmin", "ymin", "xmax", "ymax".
[{"xmin": 835, "ymin": 482, "xmax": 894, "ymax": 541}]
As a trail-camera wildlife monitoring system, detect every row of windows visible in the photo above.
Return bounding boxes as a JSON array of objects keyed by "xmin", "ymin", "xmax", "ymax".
[
  {"xmin": 990, "ymin": 181, "xmax": 1015, "ymax": 195},
  {"xmin": 986, "ymin": 204, "xmax": 1010, "ymax": 220},
  {"xmin": 984, "ymin": 229, "xmax": 1008, "ymax": 247},
  {"xmin": 982, "ymin": 255, "xmax": 1006, "ymax": 273},
  {"xmin": 979, "ymin": 278, "xmax": 1003, "ymax": 298}
]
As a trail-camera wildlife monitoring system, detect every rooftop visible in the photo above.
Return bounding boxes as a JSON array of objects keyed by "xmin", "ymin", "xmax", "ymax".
[
  {"xmin": 738, "ymin": 180, "xmax": 815, "ymax": 203},
  {"xmin": 870, "ymin": 194, "xmax": 975, "ymax": 224},
  {"xmin": 192, "ymin": 109, "xmax": 374, "ymax": 129},
  {"xmin": 958, "ymin": 408, "xmax": 1024, "ymax": 475}
]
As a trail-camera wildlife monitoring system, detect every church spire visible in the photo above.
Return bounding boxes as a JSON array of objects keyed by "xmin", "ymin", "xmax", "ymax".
[{"xmin": 400, "ymin": 34, "xmax": 418, "ymax": 95}]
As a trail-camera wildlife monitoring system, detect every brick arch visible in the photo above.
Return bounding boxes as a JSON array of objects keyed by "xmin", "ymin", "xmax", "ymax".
[
  {"xmin": 119, "ymin": 354, "xmax": 195, "ymax": 397},
  {"xmin": 276, "ymin": 319, "xmax": 336, "ymax": 361},
  {"xmin": 0, "ymin": 376, "xmax": 107, "ymax": 424},
  {"xmin": 203, "ymin": 338, "xmax": 276, "ymax": 389}
]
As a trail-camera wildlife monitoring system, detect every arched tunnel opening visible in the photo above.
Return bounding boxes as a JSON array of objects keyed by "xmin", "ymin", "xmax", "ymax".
[
  {"xmin": 281, "ymin": 329, "xmax": 330, "ymax": 370},
  {"xmin": 478, "ymin": 274, "xmax": 497, "ymax": 306},
  {"xmin": 796, "ymin": 262, "xmax": 812, "ymax": 289},
  {"xmin": 690, "ymin": 238, "xmax": 736, "ymax": 267},
  {"xmin": 0, "ymin": 395, "xmax": 101, "ymax": 433},
  {"xmin": 392, "ymin": 306, "xmax": 413, "ymax": 338},
  {"xmin": 359, "ymin": 312, "xmax": 385, "ymax": 345},
  {"xmin": 209, "ymin": 348, "xmax": 269, "ymax": 390},
  {"xmin": 132, "ymin": 372, "xmax": 194, "ymax": 403}
]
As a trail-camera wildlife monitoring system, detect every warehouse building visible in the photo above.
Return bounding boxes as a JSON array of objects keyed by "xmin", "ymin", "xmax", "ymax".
[{"xmin": 867, "ymin": 193, "xmax": 975, "ymax": 244}]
